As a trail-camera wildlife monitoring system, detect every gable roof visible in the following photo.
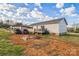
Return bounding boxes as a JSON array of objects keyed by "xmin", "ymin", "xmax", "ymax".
[{"xmin": 30, "ymin": 18, "xmax": 68, "ymax": 26}]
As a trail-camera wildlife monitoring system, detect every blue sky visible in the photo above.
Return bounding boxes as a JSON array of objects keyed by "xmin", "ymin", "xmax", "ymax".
[{"xmin": 0, "ymin": 3, "xmax": 79, "ymax": 25}]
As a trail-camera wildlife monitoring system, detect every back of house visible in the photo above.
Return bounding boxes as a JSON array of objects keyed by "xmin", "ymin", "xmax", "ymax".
[{"xmin": 30, "ymin": 18, "xmax": 68, "ymax": 35}]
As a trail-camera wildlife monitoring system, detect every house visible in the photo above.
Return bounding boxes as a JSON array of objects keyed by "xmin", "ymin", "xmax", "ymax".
[{"xmin": 29, "ymin": 18, "xmax": 68, "ymax": 35}]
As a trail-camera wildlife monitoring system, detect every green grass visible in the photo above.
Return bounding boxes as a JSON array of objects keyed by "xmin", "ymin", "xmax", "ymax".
[
  {"xmin": 57, "ymin": 34, "xmax": 79, "ymax": 46},
  {"xmin": 41, "ymin": 34, "xmax": 52, "ymax": 39},
  {"xmin": 41, "ymin": 33, "xmax": 79, "ymax": 46},
  {"xmin": 0, "ymin": 28, "xmax": 24, "ymax": 56}
]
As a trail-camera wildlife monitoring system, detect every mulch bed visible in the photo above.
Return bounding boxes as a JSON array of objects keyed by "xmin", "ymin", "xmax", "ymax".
[{"xmin": 9, "ymin": 34, "xmax": 79, "ymax": 56}]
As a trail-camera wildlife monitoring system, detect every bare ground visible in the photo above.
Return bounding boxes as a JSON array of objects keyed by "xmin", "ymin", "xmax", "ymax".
[{"xmin": 10, "ymin": 34, "xmax": 79, "ymax": 56}]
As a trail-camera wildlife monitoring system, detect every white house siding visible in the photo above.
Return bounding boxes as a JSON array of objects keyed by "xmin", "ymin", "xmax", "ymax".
[
  {"xmin": 59, "ymin": 19, "xmax": 67, "ymax": 34},
  {"xmin": 32, "ymin": 24, "xmax": 59, "ymax": 35},
  {"xmin": 32, "ymin": 19, "xmax": 67, "ymax": 35},
  {"xmin": 44, "ymin": 24, "xmax": 59, "ymax": 34}
]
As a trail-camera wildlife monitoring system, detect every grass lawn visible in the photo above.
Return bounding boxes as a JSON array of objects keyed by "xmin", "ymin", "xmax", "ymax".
[
  {"xmin": 43, "ymin": 34, "xmax": 79, "ymax": 46},
  {"xmin": 57, "ymin": 34, "xmax": 79, "ymax": 46},
  {"xmin": 0, "ymin": 28, "xmax": 24, "ymax": 56}
]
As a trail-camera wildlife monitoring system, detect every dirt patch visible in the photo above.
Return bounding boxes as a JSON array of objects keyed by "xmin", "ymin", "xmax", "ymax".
[{"xmin": 10, "ymin": 34, "xmax": 79, "ymax": 56}]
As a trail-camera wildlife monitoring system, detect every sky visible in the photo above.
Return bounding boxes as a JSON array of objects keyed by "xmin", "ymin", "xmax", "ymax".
[{"xmin": 0, "ymin": 3, "xmax": 79, "ymax": 26}]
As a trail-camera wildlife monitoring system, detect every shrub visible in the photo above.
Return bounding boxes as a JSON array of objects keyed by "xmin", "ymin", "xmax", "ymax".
[
  {"xmin": 75, "ymin": 28, "xmax": 79, "ymax": 33},
  {"xmin": 0, "ymin": 23, "xmax": 10, "ymax": 29}
]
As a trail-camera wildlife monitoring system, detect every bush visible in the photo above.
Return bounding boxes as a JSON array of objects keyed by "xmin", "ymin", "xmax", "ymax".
[
  {"xmin": 68, "ymin": 28, "xmax": 74, "ymax": 32},
  {"xmin": 44, "ymin": 29, "xmax": 49, "ymax": 34},
  {"xmin": 75, "ymin": 28, "xmax": 79, "ymax": 33},
  {"xmin": 68, "ymin": 28, "xmax": 79, "ymax": 33},
  {"xmin": 0, "ymin": 23, "xmax": 10, "ymax": 29}
]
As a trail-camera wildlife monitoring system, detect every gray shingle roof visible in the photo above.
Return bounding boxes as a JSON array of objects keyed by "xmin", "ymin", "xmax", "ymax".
[{"xmin": 30, "ymin": 18, "xmax": 68, "ymax": 26}]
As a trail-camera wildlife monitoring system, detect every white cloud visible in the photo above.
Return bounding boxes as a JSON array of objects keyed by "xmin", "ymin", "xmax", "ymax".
[
  {"xmin": 2, "ymin": 10, "xmax": 7, "ymax": 15},
  {"xmin": 64, "ymin": 5, "xmax": 76, "ymax": 16},
  {"xmin": 0, "ymin": 3, "xmax": 53, "ymax": 25},
  {"xmin": 27, "ymin": 14, "xmax": 30, "ymax": 18},
  {"xmin": 0, "ymin": 3, "xmax": 31, "ymax": 25},
  {"xmin": 25, "ymin": 3, "xmax": 29, "ymax": 6},
  {"xmin": 44, "ymin": 16, "xmax": 53, "ymax": 21},
  {"xmin": 29, "ymin": 8, "xmax": 53, "ymax": 22},
  {"xmin": 30, "ymin": 8, "xmax": 44, "ymax": 19},
  {"xmin": 56, "ymin": 3, "xmax": 64, "ymax": 8},
  {"xmin": 34, "ymin": 8, "xmax": 38, "ymax": 11},
  {"xmin": 60, "ymin": 8, "xmax": 64, "ymax": 13},
  {"xmin": 35, "ymin": 3, "xmax": 42, "ymax": 9},
  {"xmin": 0, "ymin": 3, "xmax": 17, "ymax": 22},
  {"xmin": 6, "ymin": 11, "xmax": 14, "ymax": 17},
  {"xmin": 0, "ymin": 3, "xmax": 16, "ymax": 11},
  {"xmin": 71, "ymin": 14, "xmax": 77, "ymax": 16},
  {"xmin": 60, "ymin": 5, "xmax": 77, "ymax": 17},
  {"xmin": 17, "ymin": 7, "xmax": 30, "ymax": 15}
]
